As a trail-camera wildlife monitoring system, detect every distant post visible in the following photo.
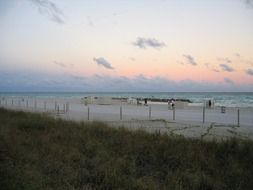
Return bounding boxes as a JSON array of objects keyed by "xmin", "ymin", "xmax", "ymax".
[
  {"xmin": 203, "ymin": 106, "xmax": 205, "ymax": 123},
  {"xmin": 88, "ymin": 107, "xmax": 90, "ymax": 121},
  {"xmin": 237, "ymin": 108, "xmax": 240, "ymax": 127},
  {"xmin": 120, "ymin": 106, "xmax": 122, "ymax": 120},
  {"xmin": 149, "ymin": 105, "xmax": 152, "ymax": 120},
  {"xmin": 173, "ymin": 107, "xmax": 175, "ymax": 120},
  {"xmin": 66, "ymin": 102, "xmax": 69, "ymax": 113}
]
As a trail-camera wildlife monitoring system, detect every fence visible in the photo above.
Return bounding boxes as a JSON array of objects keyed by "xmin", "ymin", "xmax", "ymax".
[
  {"xmin": 0, "ymin": 96, "xmax": 253, "ymax": 127},
  {"xmin": 0, "ymin": 97, "xmax": 69, "ymax": 115}
]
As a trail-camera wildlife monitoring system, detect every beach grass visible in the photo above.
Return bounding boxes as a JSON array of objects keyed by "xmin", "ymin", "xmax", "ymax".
[{"xmin": 0, "ymin": 108, "xmax": 253, "ymax": 190}]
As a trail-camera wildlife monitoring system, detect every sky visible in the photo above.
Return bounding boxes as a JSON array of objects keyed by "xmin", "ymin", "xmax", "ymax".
[{"xmin": 0, "ymin": 0, "xmax": 253, "ymax": 92}]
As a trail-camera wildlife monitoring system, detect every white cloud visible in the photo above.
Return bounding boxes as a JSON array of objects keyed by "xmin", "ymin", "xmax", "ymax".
[
  {"xmin": 53, "ymin": 61, "xmax": 65, "ymax": 67},
  {"xmin": 29, "ymin": 0, "xmax": 65, "ymax": 24},
  {"xmin": 182, "ymin": 54, "xmax": 197, "ymax": 66},
  {"xmin": 220, "ymin": 64, "xmax": 234, "ymax": 72},
  {"xmin": 245, "ymin": 0, "xmax": 253, "ymax": 8},
  {"xmin": 245, "ymin": 68, "xmax": 253, "ymax": 76},
  {"xmin": 93, "ymin": 57, "xmax": 114, "ymax": 70},
  {"xmin": 133, "ymin": 37, "xmax": 166, "ymax": 50},
  {"xmin": 1, "ymin": 69, "xmax": 252, "ymax": 92}
]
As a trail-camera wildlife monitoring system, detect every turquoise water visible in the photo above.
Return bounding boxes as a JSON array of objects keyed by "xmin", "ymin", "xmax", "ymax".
[{"xmin": 1, "ymin": 92, "xmax": 253, "ymax": 108}]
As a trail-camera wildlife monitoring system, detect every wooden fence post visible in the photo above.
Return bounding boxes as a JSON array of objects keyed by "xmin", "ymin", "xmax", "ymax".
[
  {"xmin": 88, "ymin": 107, "xmax": 90, "ymax": 120},
  {"xmin": 66, "ymin": 102, "xmax": 69, "ymax": 113},
  {"xmin": 120, "ymin": 106, "xmax": 122, "ymax": 120},
  {"xmin": 203, "ymin": 106, "xmax": 205, "ymax": 123},
  {"xmin": 173, "ymin": 107, "xmax": 175, "ymax": 120},
  {"xmin": 237, "ymin": 109, "xmax": 240, "ymax": 127},
  {"xmin": 149, "ymin": 106, "xmax": 151, "ymax": 120}
]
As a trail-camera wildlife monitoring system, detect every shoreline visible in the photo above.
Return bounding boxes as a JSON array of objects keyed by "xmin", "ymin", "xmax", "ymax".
[{"xmin": 1, "ymin": 91, "xmax": 253, "ymax": 108}]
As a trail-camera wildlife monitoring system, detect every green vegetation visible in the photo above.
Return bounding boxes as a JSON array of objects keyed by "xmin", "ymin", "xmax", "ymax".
[{"xmin": 0, "ymin": 108, "xmax": 253, "ymax": 190}]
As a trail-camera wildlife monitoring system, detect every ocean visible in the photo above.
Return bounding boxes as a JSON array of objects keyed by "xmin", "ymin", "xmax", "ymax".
[{"xmin": 1, "ymin": 92, "xmax": 253, "ymax": 108}]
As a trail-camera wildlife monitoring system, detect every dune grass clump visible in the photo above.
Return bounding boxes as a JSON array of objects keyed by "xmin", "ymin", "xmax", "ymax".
[{"xmin": 0, "ymin": 108, "xmax": 253, "ymax": 190}]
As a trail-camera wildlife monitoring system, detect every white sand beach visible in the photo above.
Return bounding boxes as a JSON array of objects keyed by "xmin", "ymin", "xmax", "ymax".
[{"xmin": 1, "ymin": 96, "xmax": 253, "ymax": 140}]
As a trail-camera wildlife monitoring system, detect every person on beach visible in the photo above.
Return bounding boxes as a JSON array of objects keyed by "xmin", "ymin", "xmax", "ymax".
[
  {"xmin": 168, "ymin": 99, "xmax": 175, "ymax": 109},
  {"xmin": 171, "ymin": 99, "xmax": 175, "ymax": 108},
  {"xmin": 208, "ymin": 100, "xmax": 212, "ymax": 108},
  {"xmin": 144, "ymin": 98, "xmax": 148, "ymax": 106}
]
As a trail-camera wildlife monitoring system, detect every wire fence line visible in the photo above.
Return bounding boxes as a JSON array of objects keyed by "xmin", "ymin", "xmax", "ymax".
[
  {"xmin": 0, "ymin": 96, "xmax": 253, "ymax": 127},
  {"xmin": 0, "ymin": 97, "xmax": 69, "ymax": 115}
]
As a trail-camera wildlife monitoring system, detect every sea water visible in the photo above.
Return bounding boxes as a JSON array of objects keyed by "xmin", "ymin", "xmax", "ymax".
[{"xmin": 1, "ymin": 92, "xmax": 253, "ymax": 108}]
